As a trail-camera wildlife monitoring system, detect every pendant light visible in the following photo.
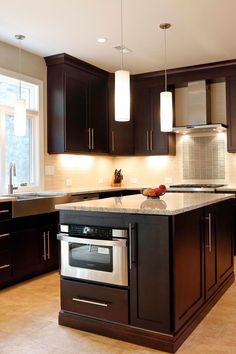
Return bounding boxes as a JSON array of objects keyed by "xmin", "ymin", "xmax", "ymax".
[
  {"xmin": 14, "ymin": 34, "xmax": 26, "ymax": 136},
  {"xmin": 159, "ymin": 23, "xmax": 173, "ymax": 132},
  {"xmin": 115, "ymin": 0, "xmax": 130, "ymax": 122}
]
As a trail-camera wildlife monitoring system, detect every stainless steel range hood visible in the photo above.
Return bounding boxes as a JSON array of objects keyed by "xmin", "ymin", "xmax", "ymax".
[{"xmin": 173, "ymin": 80, "xmax": 227, "ymax": 133}]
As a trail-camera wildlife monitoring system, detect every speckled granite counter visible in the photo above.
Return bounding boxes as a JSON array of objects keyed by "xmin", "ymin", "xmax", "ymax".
[{"xmin": 55, "ymin": 192, "xmax": 234, "ymax": 216}]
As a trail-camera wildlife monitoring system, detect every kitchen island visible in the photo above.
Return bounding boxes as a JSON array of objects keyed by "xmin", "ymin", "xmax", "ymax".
[{"xmin": 56, "ymin": 193, "xmax": 235, "ymax": 353}]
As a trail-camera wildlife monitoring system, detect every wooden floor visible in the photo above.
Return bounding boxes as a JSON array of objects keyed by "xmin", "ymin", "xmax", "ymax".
[{"xmin": 0, "ymin": 265, "xmax": 235, "ymax": 354}]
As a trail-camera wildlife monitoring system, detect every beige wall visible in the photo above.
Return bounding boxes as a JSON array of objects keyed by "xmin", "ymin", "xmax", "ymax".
[{"xmin": 2, "ymin": 40, "xmax": 236, "ymax": 190}]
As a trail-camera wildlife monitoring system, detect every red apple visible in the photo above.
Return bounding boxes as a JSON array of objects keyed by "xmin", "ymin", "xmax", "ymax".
[
  {"xmin": 154, "ymin": 187, "xmax": 162, "ymax": 197},
  {"xmin": 159, "ymin": 184, "xmax": 167, "ymax": 193}
]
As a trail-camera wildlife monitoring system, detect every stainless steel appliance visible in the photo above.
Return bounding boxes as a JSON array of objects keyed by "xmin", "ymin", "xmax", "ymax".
[
  {"xmin": 168, "ymin": 183, "xmax": 226, "ymax": 192},
  {"xmin": 57, "ymin": 224, "xmax": 128, "ymax": 286}
]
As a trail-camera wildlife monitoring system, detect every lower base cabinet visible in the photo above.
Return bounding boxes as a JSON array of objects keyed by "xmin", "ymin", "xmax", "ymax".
[
  {"xmin": 0, "ymin": 203, "xmax": 12, "ymax": 287},
  {"xmin": 61, "ymin": 279, "xmax": 129, "ymax": 324},
  {"xmin": 10, "ymin": 212, "xmax": 59, "ymax": 284}
]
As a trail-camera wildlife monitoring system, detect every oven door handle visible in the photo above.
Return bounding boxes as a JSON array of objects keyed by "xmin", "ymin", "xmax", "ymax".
[{"xmin": 57, "ymin": 233, "xmax": 127, "ymax": 247}]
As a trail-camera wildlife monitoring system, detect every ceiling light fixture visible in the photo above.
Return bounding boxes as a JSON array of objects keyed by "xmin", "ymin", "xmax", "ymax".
[
  {"xmin": 14, "ymin": 34, "xmax": 26, "ymax": 136},
  {"xmin": 159, "ymin": 23, "xmax": 173, "ymax": 132},
  {"xmin": 97, "ymin": 37, "xmax": 107, "ymax": 43},
  {"xmin": 115, "ymin": 0, "xmax": 130, "ymax": 122}
]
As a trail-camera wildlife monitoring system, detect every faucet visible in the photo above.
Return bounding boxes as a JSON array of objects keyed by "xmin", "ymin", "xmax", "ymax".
[{"xmin": 8, "ymin": 162, "xmax": 16, "ymax": 194}]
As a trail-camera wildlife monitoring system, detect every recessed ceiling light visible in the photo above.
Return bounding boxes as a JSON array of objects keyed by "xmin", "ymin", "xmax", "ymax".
[{"xmin": 97, "ymin": 37, "xmax": 107, "ymax": 43}]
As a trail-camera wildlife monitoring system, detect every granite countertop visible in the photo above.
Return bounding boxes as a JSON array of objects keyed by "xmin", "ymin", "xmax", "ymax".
[{"xmin": 55, "ymin": 192, "xmax": 234, "ymax": 216}]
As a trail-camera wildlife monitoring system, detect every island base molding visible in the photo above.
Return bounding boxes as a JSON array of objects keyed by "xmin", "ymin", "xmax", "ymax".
[{"xmin": 58, "ymin": 273, "xmax": 234, "ymax": 353}]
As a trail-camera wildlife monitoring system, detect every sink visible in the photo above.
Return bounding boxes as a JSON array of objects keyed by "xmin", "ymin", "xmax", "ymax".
[{"xmin": 0, "ymin": 193, "xmax": 71, "ymax": 218}]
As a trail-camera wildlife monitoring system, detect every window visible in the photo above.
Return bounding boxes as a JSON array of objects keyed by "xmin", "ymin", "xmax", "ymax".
[{"xmin": 0, "ymin": 70, "xmax": 43, "ymax": 193}]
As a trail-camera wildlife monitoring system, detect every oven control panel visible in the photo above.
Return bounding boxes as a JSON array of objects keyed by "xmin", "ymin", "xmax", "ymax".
[{"xmin": 60, "ymin": 224, "xmax": 128, "ymax": 240}]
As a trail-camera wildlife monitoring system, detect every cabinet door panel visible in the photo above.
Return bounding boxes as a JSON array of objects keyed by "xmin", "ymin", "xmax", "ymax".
[
  {"xmin": 65, "ymin": 73, "xmax": 89, "ymax": 152},
  {"xmin": 133, "ymin": 86, "xmax": 150, "ymax": 154},
  {"xmin": 216, "ymin": 200, "xmax": 234, "ymax": 285},
  {"xmin": 130, "ymin": 216, "xmax": 171, "ymax": 333},
  {"xmin": 12, "ymin": 229, "xmax": 41, "ymax": 279},
  {"xmin": 173, "ymin": 209, "xmax": 204, "ymax": 331},
  {"xmin": 90, "ymin": 81, "xmax": 108, "ymax": 153},
  {"xmin": 226, "ymin": 76, "xmax": 236, "ymax": 152}
]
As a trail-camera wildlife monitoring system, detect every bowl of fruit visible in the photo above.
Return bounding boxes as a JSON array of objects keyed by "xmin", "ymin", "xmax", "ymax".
[{"xmin": 141, "ymin": 185, "xmax": 167, "ymax": 199}]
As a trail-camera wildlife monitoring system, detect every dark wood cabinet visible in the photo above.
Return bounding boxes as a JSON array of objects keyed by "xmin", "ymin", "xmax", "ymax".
[
  {"xmin": 226, "ymin": 75, "xmax": 236, "ymax": 152},
  {"xmin": 108, "ymin": 75, "xmax": 134, "ymax": 155},
  {"xmin": 129, "ymin": 215, "xmax": 171, "ymax": 333},
  {"xmin": 45, "ymin": 53, "xmax": 109, "ymax": 154},
  {"xmin": 0, "ymin": 202, "xmax": 12, "ymax": 287},
  {"xmin": 173, "ymin": 209, "xmax": 204, "ymax": 331},
  {"xmin": 133, "ymin": 81, "xmax": 175, "ymax": 155},
  {"xmin": 11, "ymin": 212, "xmax": 59, "ymax": 282},
  {"xmin": 203, "ymin": 201, "xmax": 234, "ymax": 300},
  {"xmin": 215, "ymin": 200, "xmax": 234, "ymax": 285},
  {"xmin": 12, "ymin": 227, "xmax": 42, "ymax": 279}
]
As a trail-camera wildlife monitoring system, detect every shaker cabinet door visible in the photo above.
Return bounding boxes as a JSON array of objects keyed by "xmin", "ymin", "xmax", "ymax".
[{"xmin": 65, "ymin": 73, "xmax": 89, "ymax": 153}]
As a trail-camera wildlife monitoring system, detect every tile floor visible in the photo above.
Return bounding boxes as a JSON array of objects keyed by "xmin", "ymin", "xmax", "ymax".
[{"xmin": 0, "ymin": 267, "xmax": 235, "ymax": 354}]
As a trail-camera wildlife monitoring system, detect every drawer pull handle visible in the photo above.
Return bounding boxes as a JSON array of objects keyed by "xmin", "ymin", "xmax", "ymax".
[
  {"xmin": 0, "ymin": 264, "xmax": 10, "ymax": 270},
  {"xmin": 72, "ymin": 297, "xmax": 108, "ymax": 307},
  {"xmin": 0, "ymin": 210, "xmax": 10, "ymax": 214},
  {"xmin": 0, "ymin": 233, "xmax": 10, "ymax": 238}
]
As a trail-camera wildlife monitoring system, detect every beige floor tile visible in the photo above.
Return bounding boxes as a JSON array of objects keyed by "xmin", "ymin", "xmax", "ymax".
[{"xmin": 0, "ymin": 262, "xmax": 236, "ymax": 354}]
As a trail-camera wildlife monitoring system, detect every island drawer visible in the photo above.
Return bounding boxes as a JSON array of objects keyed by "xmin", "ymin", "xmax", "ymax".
[
  {"xmin": 61, "ymin": 279, "xmax": 128, "ymax": 324},
  {"xmin": 0, "ymin": 203, "xmax": 12, "ymax": 221}
]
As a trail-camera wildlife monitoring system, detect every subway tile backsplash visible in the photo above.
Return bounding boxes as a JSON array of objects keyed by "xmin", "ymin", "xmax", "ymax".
[{"xmin": 183, "ymin": 135, "xmax": 225, "ymax": 180}]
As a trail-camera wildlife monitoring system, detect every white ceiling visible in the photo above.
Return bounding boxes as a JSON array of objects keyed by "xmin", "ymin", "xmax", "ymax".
[{"xmin": 0, "ymin": 0, "xmax": 236, "ymax": 74}]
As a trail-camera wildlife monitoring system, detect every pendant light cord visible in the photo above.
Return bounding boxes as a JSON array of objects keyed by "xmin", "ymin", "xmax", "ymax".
[
  {"xmin": 120, "ymin": 0, "xmax": 124, "ymax": 70},
  {"xmin": 164, "ymin": 27, "xmax": 167, "ymax": 92},
  {"xmin": 19, "ymin": 42, "xmax": 22, "ymax": 99}
]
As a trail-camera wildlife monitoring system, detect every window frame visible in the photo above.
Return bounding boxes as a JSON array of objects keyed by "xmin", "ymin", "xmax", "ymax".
[{"xmin": 0, "ymin": 67, "xmax": 44, "ymax": 193}]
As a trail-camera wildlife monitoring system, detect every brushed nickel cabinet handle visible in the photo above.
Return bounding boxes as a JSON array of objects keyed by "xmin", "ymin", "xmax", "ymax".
[
  {"xmin": 72, "ymin": 297, "xmax": 108, "ymax": 307},
  {"xmin": 150, "ymin": 130, "xmax": 153, "ymax": 151},
  {"xmin": 204, "ymin": 213, "xmax": 212, "ymax": 253},
  {"xmin": 111, "ymin": 131, "xmax": 115, "ymax": 152},
  {"xmin": 0, "ymin": 264, "xmax": 10, "ymax": 270},
  {"xmin": 91, "ymin": 128, "xmax": 94, "ymax": 150},
  {"xmin": 208, "ymin": 213, "xmax": 212, "ymax": 253},
  {"xmin": 43, "ymin": 232, "xmax": 47, "ymax": 261},
  {"xmin": 0, "ymin": 210, "xmax": 10, "ymax": 214},
  {"xmin": 0, "ymin": 233, "xmax": 10, "ymax": 238},
  {"xmin": 88, "ymin": 128, "xmax": 91, "ymax": 149},
  {"xmin": 47, "ymin": 231, "xmax": 50, "ymax": 259},
  {"xmin": 146, "ymin": 131, "xmax": 149, "ymax": 151}
]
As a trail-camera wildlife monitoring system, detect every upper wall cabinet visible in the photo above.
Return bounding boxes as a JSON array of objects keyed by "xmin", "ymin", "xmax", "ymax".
[
  {"xmin": 226, "ymin": 75, "xmax": 236, "ymax": 152},
  {"xmin": 45, "ymin": 53, "xmax": 109, "ymax": 154},
  {"xmin": 132, "ymin": 80, "xmax": 175, "ymax": 156},
  {"xmin": 108, "ymin": 75, "xmax": 134, "ymax": 155}
]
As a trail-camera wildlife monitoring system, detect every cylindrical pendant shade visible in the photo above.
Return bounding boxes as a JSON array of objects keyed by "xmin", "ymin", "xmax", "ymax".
[
  {"xmin": 115, "ymin": 70, "xmax": 130, "ymax": 122},
  {"xmin": 160, "ymin": 91, "xmax": 173, "ymax": 132},
  {"xmin": 14, "ymin": 98, "xmax": 26, "ymax": 136}
]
